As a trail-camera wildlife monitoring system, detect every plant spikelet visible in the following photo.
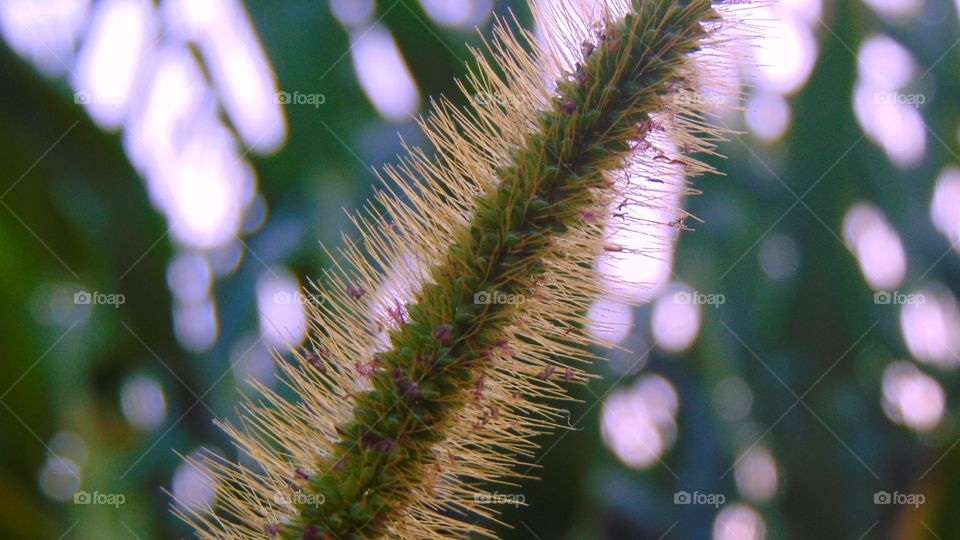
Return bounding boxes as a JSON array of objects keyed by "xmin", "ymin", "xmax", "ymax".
[{"xmin": 177, "ymin": 0, "xmax": 746, "ymax": 538}]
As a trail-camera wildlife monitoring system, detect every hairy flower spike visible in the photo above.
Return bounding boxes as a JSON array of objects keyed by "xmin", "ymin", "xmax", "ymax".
[{"xmin": 177, "ymin": 0, "xmax": 746, "ymax": 538}]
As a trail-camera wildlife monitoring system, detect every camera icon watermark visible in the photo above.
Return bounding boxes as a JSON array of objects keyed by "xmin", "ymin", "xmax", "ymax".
[
  {"xmin": 474, "ymin": 491, "xmax": 526, "ymax": 508},
  {"xmin": 275, "ymin": 91, "xmax": 326, "ymax": 108},
  {"xmin": 874, "ymin": 490, "xmax": 924, "ymax": 508},
  {"xmin": 474, "ymin": 291, "xmax": 525, "ymax": 306},
  {"xmin": 74, "ymin": 490, "xmax": 126, "ymax": 508},
  {"xmin": 673, "ymin": 290, "xmax": 725, "ymax": 308},
  {"xmin": 873, "ymin": 291, "xmax": 925, "ymax": 306},
  {"xmin": 74, "ymin": 290, "xmax": 125, "ymax": 308},
  {"xmin": 674, "ymin": 490, "xmax": 725, "ymax": 508}
]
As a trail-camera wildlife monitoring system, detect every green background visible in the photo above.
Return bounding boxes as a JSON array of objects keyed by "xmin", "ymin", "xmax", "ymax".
[{"xmin": 1, "ymin": 1, "xmax": 959, "ymax": 538}]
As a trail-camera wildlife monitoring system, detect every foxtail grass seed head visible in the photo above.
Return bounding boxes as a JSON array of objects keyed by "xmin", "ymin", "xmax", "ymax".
[{"xmin": 176, "ymin": 0, "xmax": 748, "ymax": 538}]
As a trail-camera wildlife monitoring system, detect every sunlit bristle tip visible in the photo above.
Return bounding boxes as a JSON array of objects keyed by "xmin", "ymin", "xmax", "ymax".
[{"xmin": 176, "ymin": 1, "xmax": 748, "ymax": 538}]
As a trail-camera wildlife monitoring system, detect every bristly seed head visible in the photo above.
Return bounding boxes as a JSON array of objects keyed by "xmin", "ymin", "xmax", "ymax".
[{"xmin": 176, "ymin": 0, "xmax": 740, "ymax": 537}]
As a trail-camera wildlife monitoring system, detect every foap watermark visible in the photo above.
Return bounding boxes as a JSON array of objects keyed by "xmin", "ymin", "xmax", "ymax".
[
  {"xmin": 74, "ymin": 290, "xmax": 125, "ymax": 308},
  {"xmin": 474, "ymin": 290, "xmax": 525, "ymax": 306},
  {"xmin": 273, "ymin": 490, "xmax": 326, "ymax": 507},
  {"xmin": 273, "ymin": 291, "xmax": 324, "ymax": 306},
  {"xmin": 276, "ymin": 91, "xmax": 326, "ymax": 108},
  {"xmin": 874, "ymin": 291, "xmax": 925, "ymax": 306},
  {"xmin": 474, "ymin": 491, "xmax": 526, "ymax": 508},
  {"xmin": 673, "ymin": 90, "xmax": 725, "ymax": 106},
  {"xmin": 873, "ymin": 91, "xmax": 926, "ymax": 108},
  {"xmin": 674, "ymin": 290, "xmax": 725, "ymax": 308},
  {"xmin": 874, "ymin": 490, "xmax": 925, "ymax": 508},
  {"xmin": 674, "ymin": 490, "xmax": 726, "ymax": 508},
  {"xmin": 74, "ymin": 490, "xmax": 126, "ymax": 508},
  {"xmin": 73, "ymin": 91, "xmax": 122, "ymax": 105}
]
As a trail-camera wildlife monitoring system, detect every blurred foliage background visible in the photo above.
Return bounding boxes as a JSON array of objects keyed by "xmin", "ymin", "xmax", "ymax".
[{"xmin": 2, "ymin": 0, "xmax": 960, "ymax": 539}]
